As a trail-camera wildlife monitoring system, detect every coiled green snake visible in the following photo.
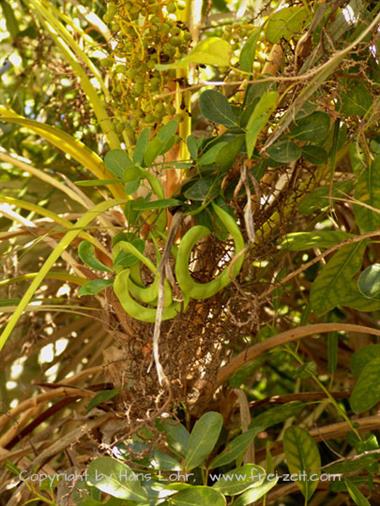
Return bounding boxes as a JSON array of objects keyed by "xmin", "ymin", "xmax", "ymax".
[{"xmin": 113, "ymin": 203, "xmax": 245, "ymax": 322}]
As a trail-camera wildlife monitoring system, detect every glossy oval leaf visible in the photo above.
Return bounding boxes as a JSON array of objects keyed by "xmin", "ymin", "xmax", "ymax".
[
  {"xmin": 159, "ymin": 420, "xmax": 190, "ymax": 457},
  {"xmin": 283, "ymin": 427, "xmax": 321, "ymax": 500},
  {"xmin": 184, "ymin": 411, "xmax": 223, "ymax": 471},
  {"xmin": 310, "ymin": 241, "xmax": 367, "ymax": 315},
  {"xmin": 290, "ymin": 112, "xmax": 330, "ymax": 142},
  {"xmin": 267, "ymin": 139, "xmax": 302, "ymax": 163},
  {"xmin": 245, "ymin": 90, "xmax": 278, "ymax": 158},
  {"xmin": 209, "ymin": 428, "xmax": 262, "ymax": 468},
  {"xmin": 133, "ymin": 127, "xmax": 151, "ymax": 165},
  {"xmin": 87, "ymin": 457, "xmax": 148, "ymax": 501},
  {"xmin": 239, "ymin": 27, "xmax": 261, "ymax": 73},
  {"xmin": 350, "ymin": 356, "xmax": 380, "ymax": 413},
  {"xmin": 144, "ymin": 120, "xmax": 178, "ymax": 166},
  {"xmin": 212, "ymin": 464, "xmax": 265, "ymax": 495},
  {"xmin": 78, "ymin": 279, "xmax": 113, "ymax": 296},
  {"xmin": 78, "ymin": 241, "xmax": 111, "ymax": 272},
  {"xmin": 266, "ymin": 6, "xmax": 309, "ymax": 44},
  {"xmin": 199, "ymin": 90, "xmax": 238, "ymax": 128},
  {"xmin": 165, "ymin": 486, "xmax": 226, "ymax": 506},
  {"xmin": 233, "ymin": 477, "xmax": 279, "ymax": 506},
  {"xmin": 358, "ymin": 264, "xmax": 380, "ymax": 299},
  {"xmin": 198, "ymin": 142, "xmax": 229, "ymax": 166},
  {"xmin": 104, "ymin": 150, "xmax": 140, "ymax": 182}
]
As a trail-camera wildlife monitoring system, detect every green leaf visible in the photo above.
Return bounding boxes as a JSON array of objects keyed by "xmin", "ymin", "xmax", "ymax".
[
  {"xmin": 212, "ymin": 464, "xmax": 265, "ymax": 495},
  {"xmin": 87, "ymin": 389, "xmax": 119, "ymax": 412},
  {"xmin": 113, "ymin": 238, "xmax": 145, "ymax": 270},
  {"xmin": 159, "ymin": 420, "xmax": 190, "ymax": 457},
  {"xmin": 266, "ymin": 6, "xmax": 309, "ymax": 44},
  {"xmin": 187, "ymin": 135, "xmax": 202, "ymax": 159},
  {"xmin": 209, "ymin": 428, "xmax": 262, "ymax": 469},
  {"xmin": 250, "ymin": 403, "xmax": 305, "ymax": 430},
  {"xmin": 131, "ymin": 198, "xmax": 182, "ymax": 211},
  {"xmin": 354, "ymin": 154, "xmax": 380, "ymax": 232},
  {"xmin": 283, "ymin": 427, "xmax": 321, "ymax": 500},
  {"xmin": 339, "ymin": 280, "xmax": 380, "ymax": 312},
  {"xmin": 310, "ymin": 241, "xmax": 367, "ymax": 315},
  {"xmin": 233, "ymin": 477, "xmax": 278, "ymax": 506},
  {"xmin": 358, "ymin": 264, "xmax": 380, "ymax": 299},
  {"xmin": 184, "ymin": 412, "xmax": 223, "ymax": 471},
  {"xmin": 199, "ymin": 90, "xmax": 238, "ymax": 128},
  {"xmin": 78, "ymin": 241, "xmax": 111, "ymax": 272},
  {"xmin": 150, "ymin": 450, "xmax": 181, "ymax": 471},
  {"xmin": 340, "ymin": 81, "xmax": 373, "ymax": 117},
  {"xmin": 351, "ymin": 344, "xmax": 380, "ymax": 378},
  {"xmin": 239, "ymin": 27, "xmax": 261, "ymax": 73},
  {"xmin": 299, "ymin": 181, "xmax": 353, "ymax": 215},
  {"xmin": 78, "ymin": 279, "xmax": 113, "ymax": 296},
  {"xmin": 165, "ymin": 486, "xmax": 226, "ymax": 506},
  {"xmin": 281, "ymin": 231, "xmax": 352, "ymax": 251},
  {"xmin": 104, "ymin": 150, "xmax": 140, "ymax": 182},
  {"xmin": 290, "ymin": 112, "xmax": 330, "ymax": 142},
  {"xmin": 350, "ymin": 356, "xmax": 380, "ymax": 413},
  {"xmin": 144, "ymin": 120, "xmax": 178, "ymax": 166},
  {"xmin": 157, "ymin": 38, "xmax": 232, "ymax": 70},
  {"xmin": 267, "ymin": 140, "xmax": 301, "ymax": 163},
  {"xmin": 345, "ymin": 479, "xmax": 371, "ymax": 506},
  {"xmin": 76, "ymin": 179, "xmax": 119, "ymax": 187},
  {"xmin": 133, "ymin": 127, "xmax": 151, "ymax": 165},
  {"xmin": 183, "ymin": 177, "xmax": 219, "ymax": 201},
  {"xmin": 302, "ymin": 145, "xmax": 328, "ymax": 164},
  {"xmin": 198, "ymin": 142, "xmax": 229, "ymax": 166},
  {"xmin": 87, "ymin": 457, "xmax": 148, "ymax": 501},
  {"xmin": 245, "ymin": 91, "xmax": 278, "ymax": 158},
  {"xmin": 216, "ymin": 135, "xmax": 244, "ymax": 170}
]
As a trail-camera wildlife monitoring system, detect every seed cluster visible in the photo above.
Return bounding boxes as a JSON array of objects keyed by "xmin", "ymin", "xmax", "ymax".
[{"xmin": 104, "ymin": 0, "xmax": 191, "ymax": 143}]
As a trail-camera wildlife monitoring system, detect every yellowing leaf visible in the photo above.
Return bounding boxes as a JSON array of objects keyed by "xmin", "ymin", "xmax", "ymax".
[{"xmin": 156, "ymin": 38, "xmax": 232, "ymax": 70}]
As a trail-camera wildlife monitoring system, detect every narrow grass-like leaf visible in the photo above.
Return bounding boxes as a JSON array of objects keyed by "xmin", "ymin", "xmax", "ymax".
[
  {"xmin": 0, "ymin": 107, "xmax": 124, "ymax": 198},
  {"xmin": 345, "ymin": 479, "xmax": 371, "ymax": 506},
  {"xmin": 0, "ymin": 199, "xmax": 124, "ymax": 351}
]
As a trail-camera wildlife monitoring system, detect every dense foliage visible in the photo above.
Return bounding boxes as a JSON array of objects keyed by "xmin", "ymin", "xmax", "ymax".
[{"xmin": 1, "ymin": 0, "xmax": 380, "ymax": 504}]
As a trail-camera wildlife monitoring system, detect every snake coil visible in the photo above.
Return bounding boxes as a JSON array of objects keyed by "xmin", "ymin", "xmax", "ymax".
[{"xmin": 113, "ymin": 203, "xmax": 245, "ymax": 322}]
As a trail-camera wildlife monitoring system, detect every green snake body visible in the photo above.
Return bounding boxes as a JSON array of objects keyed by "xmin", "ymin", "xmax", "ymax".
[
  {"xmin": 114, "ymin": 269, "xmax": 180, "ymax": 322},
  {"xmin": 112, "ymin": 203, "xmax": 245, "ymax": 321},
  {"xmin": 174, "ymin": 203, "xmax": 245, "ymax": 300}
]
